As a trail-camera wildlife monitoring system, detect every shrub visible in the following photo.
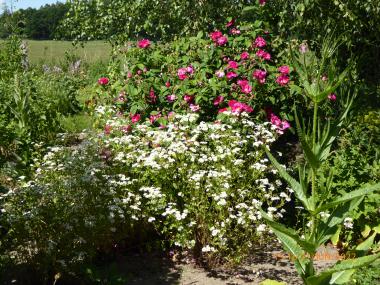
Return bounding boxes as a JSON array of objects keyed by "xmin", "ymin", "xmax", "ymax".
[{"xmin": 0, "ymin": 110, "xmax": 291, "ymax": 278}]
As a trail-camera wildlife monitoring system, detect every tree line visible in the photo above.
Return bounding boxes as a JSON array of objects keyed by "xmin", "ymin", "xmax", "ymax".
[{"xmin": 0, "ymin": 2, "xmax": 68, "ymax": 40}]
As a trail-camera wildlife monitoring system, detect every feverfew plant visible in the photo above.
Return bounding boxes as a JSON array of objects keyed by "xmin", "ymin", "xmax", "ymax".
[{"xmin": 0, "ymin": 109, "xmax": 291, "ymax": 270}]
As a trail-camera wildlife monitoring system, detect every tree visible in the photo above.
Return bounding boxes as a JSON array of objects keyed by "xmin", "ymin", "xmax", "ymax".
[{"xmin": 61, "ymin": 0, "xmax": 256, "ymax": 44}]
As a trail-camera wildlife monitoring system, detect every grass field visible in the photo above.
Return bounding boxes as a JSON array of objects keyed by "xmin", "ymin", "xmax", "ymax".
[{"xmin": 25, "ymin": 40, "xmax": 111, "ymax": 65}]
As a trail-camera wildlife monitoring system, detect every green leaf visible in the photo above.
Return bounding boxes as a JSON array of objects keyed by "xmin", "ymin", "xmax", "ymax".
[
  {"xmin": 265, "ymin": 149, "xmax": 311, "ymax": 210},
  {"xmin": 260, "ymin": 209, "xmax": 316, "ymax": 254},
  {"xmin": 307, "ymin": 253, "xmax": 380, "ymax": 284},
  {"xmin": 316, "ymin": 183, "xmax": 380, "ymax": 212},
  {"xmin": 294, "ymin": 110, "xmax": 319, "ymax": 172},
  {"xmin": 317, "ymin": 198, "xmax": 363, "ymax": 246},
  {"xmin": 354, "ymin": 232, "xmax": 376, "ymax": 257},
  {"xmin": 330, "ymin": 226, "xmax": 341, "ymax": 246},
  {"xmin": 330, "ymin": 270, "xmax": 355, "ymax": 284}
]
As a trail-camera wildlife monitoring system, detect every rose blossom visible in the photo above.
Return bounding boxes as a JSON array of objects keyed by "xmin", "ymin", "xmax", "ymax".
[
  {"xmin": 228, "ymin": 100, "xmax": 253, "ymax": 114},
  {"xmin": 131, "ymin": 113, "xmax": 141, "ymax": 123},
  {"xmin": 98, "ymin": 77, "xmax": 109, "ymax": 85},
  {"xmin": 149, "ymin": 113, "xmax": 161, "ymax": 124},
  {"xmin": 215, "ymin": 70, "xmax": 225, "ymax": 78},
  {"xmin": 218, "ymin": 107, "xmax": 228, "ymax": 113},
  {"xmin": 213, "ymin": 95, "xmax": 224, "ymax": 106},
  {"xmin": 226, "ymin": 19, "xmax": 235, "ymax": 28},
  {"xmin": 256, "ymin": 49, "xmax": 271, "ymax": 60},
  {"xmin": 104, "ymin": 124, "xmax": 112, "ymax": 135},
  {"xmin": 216, "ymin": 36, "xmax": 228, "ymax": 46},
  {"xmin": 137, "ymin": 39, "xmax": 151, "ymax": 48},
  {"xmin": 210, "ymin": 30, "xmax": 223, "ymax": 41},
  {"xmin": 253, "ymin": 69, "xmax": 267, "ymax": 84},
  {"xmin": 184, "ymin": 94, "xmax": 194, "ymax": 103},
  {"xmin": 254, "ymin": 36, "xmax": 266, "ymax": 48},
  {"xmin": 166, "ymin": 94, "xmax": 177, "ymax": 102},
  {"xmin": 190, "ymin": 104, "xmax": 200, "ymax": 112},
  {"xmin": 276, "ymin": 74, "xmax": 290, "ymax": 86},
  {"xmin": 127, "ymin": 72, "xmax": 133, "ymax": 78},
  {"xmin": 278, "ymin": 65, "xmax": 290, "ymax": 74},
  {"xmin": 177, "ymin": 67, "xmax": 188, "ymax": 80},
  {"xmin": 240, "ymin": 51, "xmax": 250, "ymax": 60},
  {"xmin": 121, "ymin": 125, "xmax": 132, "ymax": 134},
  {"xmin": 149, "ymin": 88, "xmax": 157, "ymax": 103},
  {"xmin": 228, "ymin": 60, "xmax": 239, "ymax": 69},
  {"xmin": 186, "ymin": 65, "xmax": 194, "ymax": 74},
  {"xmin": 226, "ymin": 71, "xmax": 238, "ymax": 80},
  {"xmin": 165, "ymin": 81, "xmax": 171, "ymax": 87},
  {"xmin": 230, "ymin": 28, "xmax": 241, "ymax": 35},
  {"xmin": 259, "ymin": 0, "xmax": 266, "ymax": 5},
  {"xmin": 237, "ymin": 79, "xmax": 252, "ymax": 94},
  {"xmin": 328, "ymin": 93, "xmax": 337, "ymax": 101}
]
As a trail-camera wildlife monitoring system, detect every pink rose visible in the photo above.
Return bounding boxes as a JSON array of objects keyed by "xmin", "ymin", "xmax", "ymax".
[
  {"xmin": 226, "ymin": 19, "xmax": 235, "ymax": 28},
  {"xmin": 228, "ymin": 60, "xmax": 239, "ymax": 69},
  {"xmin": 240, "ymin": 51, "xmax": 250, "ymax": 60},
  {"xmin": 230, "ymin": 28, "xmax": 241, "ymax": 35},
  {"xmin": 218, "ymin": 107, "xmax": 228, "ymax": 113},
  {"xmin": 186, "ymin": 65, "xmax": 194, "ymax": 74},
  {"xmin": 215, "ymin": 70, "xmax": 225, "ymax": 78},
  {"xmin": 299, "ymin": 43, "xmax": 308, "ymax": 53},
  {"xmin": 253, "ymin": 69, "xmax": 267, "ymax": 84},
  {"xmin": 104, "ymin": 124, "xmax": 112, "ymax": 135},
  {"xmin": 237, "ymin": 79, "xmax": 252, "ymax": 94},
  {"xmin": 328, "ymin": 93, "xmax": 337, "ymax": 101},
  {"xmin": 228, "ymin": 100, "xmax": 253, "ymax": 114},
  {"xmin": 190, "ymin": 104, "xmax": 200, "ymax": 112},
  {"xmin": 137, "ymin": 39, "xmax": 151, "ymax": 48},
  {"xmin": 226, "ymin": 71, "xmax": 238, "ymax": 80},
  {"xmin": 216, "ymin": 36, "xmax": 228, "ymax": 46},
  {"xmin": 213, "ymin": 95, "xmax": 224, "ymax": 106},
  {"xmin": 254, "ymin": 36, "xmax": 266, "ymax": 48},
  {"xmin": 177, "ymin": 67, "xmax": 188, "ymax": 80},
  {"xmin": 131, "ymin": 113, "xmax": 141, "ymax": 123},
  {"xmin": 259, "ymin": 0, "xmax": 266, "ymax": 5},
  {"xmin": 166, "ymin": 94, "xmax": 177, "ymax": 102},
  {"xmin": 276, "ymin": 74, "xmax": 290, "ymax": 86},
  {"xmin": 184, "ymin": 94, "xmax": 194, "ymax": 103},
  {"xmin": 149, "ymin": 88, "xmax": 157, "ymax": 103},
  {"xmin": 98, "ymin": 77, "xmax": 109, "ymax": 85},
  {"xmin": 278, "ymin": 65, "xmax": 290, "ymax": 74},
  {"xmin": 149, "ymin": 113, "xmax": 161, "ymax": 124},
  {"xmin": 210, "ymin": 30, "xmax": 223, "ymax": 41},
  {"xmin": 256, "ymin": 49, "xmax": 271, "ymax": 60},
  {"xmin": 121, "ymin": 125, "xmax": 132, "ymax": 134},
  {"xmin": 127, "ymin": 72, "xmax": 133, "ymax": 78},
  {"xmin": 165, "ymin": 81, "xmax": 171, "ymax": 87}
]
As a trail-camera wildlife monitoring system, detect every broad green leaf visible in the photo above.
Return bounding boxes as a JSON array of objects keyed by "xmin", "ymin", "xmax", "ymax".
[
  {"xmin": 361, "ymin": 224, "xmax": 372, "ymax": 238},
  {"xmin": 307, "ymin": 253, "xmax": 380, "ymax": 285},
  {"xmin": 294, "ymin": 111, "xmax": 319, "ymax": 172},
  {"xmin": 316, "ymin": 183, "xmax": 380, "ymax": 212},
  {"xmin": 330, "ymin": 270, "xmax": 355, "ymax": 284},
  {"xmin": 316, "ymin": 198, "xmax": 363, "ymax": 246},
  {"xmin": 260, "ymin": 210, "xmax": 316, "ymax": 254},
  {"xmin": 265, "ymin": 149, "xmax": 311, "ymax": 210},
  {"xmin": 355, "ymin": 232, "xmax": 376, "ymax": 257},
  {"xmin": 330, "ymin": 226, "xmax": 341, "ymax": 246}
]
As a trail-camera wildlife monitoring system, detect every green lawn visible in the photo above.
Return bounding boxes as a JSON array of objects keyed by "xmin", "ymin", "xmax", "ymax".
[{"xmin": 25, "ymin": 40, "xmax": 111, "ymax": 65}]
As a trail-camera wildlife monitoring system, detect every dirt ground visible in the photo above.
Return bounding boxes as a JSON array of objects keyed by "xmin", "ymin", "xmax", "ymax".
[{"xmin": 119, "ymin": 245, "xmax": 338, "ymax": 285}]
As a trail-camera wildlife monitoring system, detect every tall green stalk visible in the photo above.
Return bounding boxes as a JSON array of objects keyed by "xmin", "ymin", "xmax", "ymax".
[{"xmin": 261, "ymin": 38, "xmax": 380, "ymax": 284}]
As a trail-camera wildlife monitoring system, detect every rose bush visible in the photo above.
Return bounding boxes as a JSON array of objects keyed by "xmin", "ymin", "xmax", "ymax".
[{"xmin": 95, "ymin": 20, "xmax": 295, "ymax": 128}]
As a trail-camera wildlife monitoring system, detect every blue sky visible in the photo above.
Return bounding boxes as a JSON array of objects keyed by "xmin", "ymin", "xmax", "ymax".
[{"xmin": 2, "ymin": 0, "xmax": 63, "ymax": 11}]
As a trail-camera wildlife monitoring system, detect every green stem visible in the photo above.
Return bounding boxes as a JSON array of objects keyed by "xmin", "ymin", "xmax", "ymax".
[{"xmin": 310, "ymin": 102, "xmax": 318, "ymax": 243}]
